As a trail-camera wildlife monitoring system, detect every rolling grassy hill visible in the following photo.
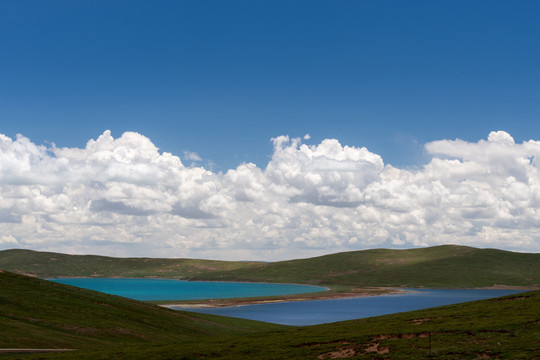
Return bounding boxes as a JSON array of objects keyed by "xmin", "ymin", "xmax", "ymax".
[
  {"xmin": 1, "ymin": 245, "xmax": 539, "ymax": 289},
  {"xmin": 8, "ymin": 280, "xmax": 540, "ymax": 359},
  {"xmin": 0, "ymin": 271, "xmax": 285, "ymax": 351},
  {"xmin": 190, "ymin": 245, "xmax": 540, "ymax": 288},
  {"xmin": 0, "ymin": 249, "xmax": 255, "ymax": 279}
]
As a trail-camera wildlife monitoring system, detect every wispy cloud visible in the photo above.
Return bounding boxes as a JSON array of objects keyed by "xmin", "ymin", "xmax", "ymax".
[
  {"xmin": 183, "ymin": 151, "xmax": 202, "ymax": 162},
  {"xmin": 1, "ymin": 130, "xmax": 539, "ymax": 260}
]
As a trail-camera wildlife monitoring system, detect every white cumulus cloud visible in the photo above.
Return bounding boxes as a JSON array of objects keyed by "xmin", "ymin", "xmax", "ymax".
[
  {"xmin": 0, "ymin": 235, "xmax": 17, "ymax": 245},
  {"xmin": 0, "ymin": 130, "xmax": 539, "ymax": 260}
]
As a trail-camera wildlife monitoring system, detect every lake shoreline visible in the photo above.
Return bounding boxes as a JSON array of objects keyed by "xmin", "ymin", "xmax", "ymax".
[
  {"xmin": 168, "ymin": 288, "xmax": 533, "ymax": 326},
  {"xmin": 44, "ymin": 276, "xmax": 539, "ymax": 309},
  {"xmin": 160, "ymin": 287, "xmax": 404, "ymax": 308},
  {"xmin": 160, "ymin": 284, "xmax": 540, "ymax": 308}
]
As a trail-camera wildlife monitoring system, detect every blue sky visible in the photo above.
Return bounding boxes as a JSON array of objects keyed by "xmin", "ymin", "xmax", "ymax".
[
  {"xmin": 1, "ymin": 1, "xmax": 540, "ymax": 259},
  {"xmin": 2, "ymin": 0, "xmax": 539, "ymax": 170}
]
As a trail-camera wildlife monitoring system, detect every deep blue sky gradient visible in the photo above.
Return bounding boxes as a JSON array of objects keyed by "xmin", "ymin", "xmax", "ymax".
[{"xmin": 1, "ymin": 0, "xmax": 539, "ymax": 170}]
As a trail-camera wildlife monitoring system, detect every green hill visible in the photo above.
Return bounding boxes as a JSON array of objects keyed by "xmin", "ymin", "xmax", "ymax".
[
  {"xmin": 1, "ymin": 246, "xmax": 538, "ymax": 289},
  {"xmin": 0, "ymin": 248, "xmax": 255, "ymax": 278},
  {"xmin": 0, "ymin": 271, "xmax": 284, "ymax": 351},
  {"xmin": 189, "ymin": 245, "xmax": 540, "ymax": 288},
  {"xmin": 13, "ymin": 286, "xmax": 540, "ymax": 359}
]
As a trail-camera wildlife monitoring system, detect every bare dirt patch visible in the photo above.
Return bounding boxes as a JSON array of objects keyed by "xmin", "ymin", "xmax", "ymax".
[
  {"xmin": 410, "ymin": 317, "xmax": 442, "ymax": 325},
  {"xmin": 372, "ymin": 332, "xmax": 434, "ymax": 341},
  {"xmin": 364, "ymin": 342, "xmax": 389, "ymax": 354},
  {"xmin": 317, "ymin": 348, "xmax": 356, "ymax": 359},
  {"xmin": 294, "ymin": 340, "xmax": 351, "ymax": 348}
]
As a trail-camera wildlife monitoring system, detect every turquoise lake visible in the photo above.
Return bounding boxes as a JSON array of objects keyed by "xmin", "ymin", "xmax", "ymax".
[
  {"xmin": 47, "ymin": 278, "xmax": 525, "ymax": 326},
  {"xmin": 47, "ymin": 278, "xmax": 327, "ymax": 301}
]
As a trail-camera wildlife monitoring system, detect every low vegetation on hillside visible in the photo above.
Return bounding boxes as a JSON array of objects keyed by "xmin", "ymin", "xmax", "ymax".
[
  {"xmin": 190, "ymin": 245, "xmax": 540, "ymax": 288},
  {"xmin": 0, "ymin": 245, "xmax": 540, "ymax": 288},
  {"xmin": 1, "ymin": 245, "xmax": 539, "ymax": 359},
  {"xmin": 0, "ymin": 249, "xmax": 255, "ymax": 279},
  {"xmin": 2, "ymin": 245, "xmax": 537, "ymax": 289},
  {"xmin": 0, "ymin": 271, "xmax": 284, "ymax": 351}
]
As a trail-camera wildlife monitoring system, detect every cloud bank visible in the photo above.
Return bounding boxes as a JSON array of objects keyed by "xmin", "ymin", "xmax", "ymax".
[{"xmin": 1, "ymin": 130, "xmax": 540, "ymax": 260}]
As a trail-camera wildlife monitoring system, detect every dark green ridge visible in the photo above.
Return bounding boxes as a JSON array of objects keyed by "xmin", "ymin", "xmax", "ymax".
[
  {"xmin": 0, "ymin": 249, "xmax": 256, "ymax": 278},
  {"xmin": 188, "ymin": 245, "xmax": 540, "ymax": 288},
  {"xmin": 14, "ymin": 288, "xmax": 540, "ymax": 359},
  {"xmin": 1, "ymin": 245, "xmax": 539, "ymax": 288},
  {"xmin": 0, "ymin": 271, "xmax": 285, "ymax": 351}
]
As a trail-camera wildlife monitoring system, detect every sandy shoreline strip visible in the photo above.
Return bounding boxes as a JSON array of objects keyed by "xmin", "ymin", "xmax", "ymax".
[
  {"xmin": 160, "ymin": 285, "xmax": 539, "ymax": 309},
  {"xmin": 161, "ymin": 287, "xmax": 403, "ymax": 308}
]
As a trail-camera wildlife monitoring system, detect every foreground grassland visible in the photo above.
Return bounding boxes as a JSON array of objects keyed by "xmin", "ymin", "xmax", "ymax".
[
  {"xmin": 4, "ymin": 273, "xmax": 539, "ymax": 359},
  {"xmin": 0, "ymin": 271, "xmax": 285, "ymax": 351}
]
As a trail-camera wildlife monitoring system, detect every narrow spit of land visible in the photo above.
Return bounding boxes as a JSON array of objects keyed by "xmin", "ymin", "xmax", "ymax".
[
  {"xmin": 156, "ymin": 284, "xmax": 539, "ymax": 309},
  {"xmin": 157, "ymin": 286, "xmax": 403, "ymax": 308}
]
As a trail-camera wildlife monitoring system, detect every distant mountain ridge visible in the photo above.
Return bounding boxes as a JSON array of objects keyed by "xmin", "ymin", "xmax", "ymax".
[{"xmin": 1, "ymin": 245, "xmax": 539, "ymax": 288}]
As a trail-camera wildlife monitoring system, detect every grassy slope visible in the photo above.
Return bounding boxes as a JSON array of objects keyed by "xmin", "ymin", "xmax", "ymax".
[
  {"xmin": 190, "ymin": 245, "xmax": 540, "ymax": 288},
  {"xmin": 0, "ymin": 249, "xmax": 255, "ymax": 278},
  {"xmin": 1, "ymin": 245, "xmax": 538, "ymax": 288},
  {"xmin": 17, "ymin": 289, "xmax": 540, "ymax": 359},
  {"xmin": 0, "ymin": 271, "xmax": 285, "ymax": 350}
]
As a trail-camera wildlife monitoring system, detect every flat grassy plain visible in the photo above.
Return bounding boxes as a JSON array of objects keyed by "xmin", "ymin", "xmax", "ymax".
[{"xmin": 2, "ymin": 271, "xmax": 538, "ymax": 359}]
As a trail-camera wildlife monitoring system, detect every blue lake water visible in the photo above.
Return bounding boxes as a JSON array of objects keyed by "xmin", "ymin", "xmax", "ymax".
[
  {"xmin": 173, "ymin": 288, "xmax": 525, "ymax": 326},
  {"xmin": 47, "ymin": 278, "xmax": 525, "ymax": 326},
  {"xmin": 47, "ymin": 278, "xmax": 326, "ymax": 301}
]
